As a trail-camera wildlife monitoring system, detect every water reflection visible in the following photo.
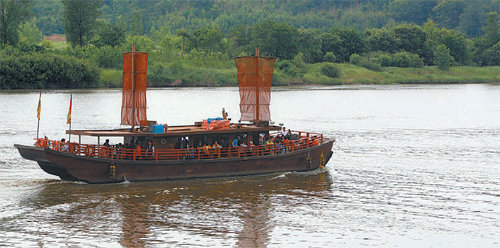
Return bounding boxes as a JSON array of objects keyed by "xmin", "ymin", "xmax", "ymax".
[{"xmin": 25, "ymin": 170, "xmax": 332, "ymax": 247}]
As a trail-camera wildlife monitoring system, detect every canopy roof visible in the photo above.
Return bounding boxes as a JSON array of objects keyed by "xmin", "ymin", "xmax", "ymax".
[{"xmin": 67, "ymin": 124, "xmax": 281, "ymax": 137}]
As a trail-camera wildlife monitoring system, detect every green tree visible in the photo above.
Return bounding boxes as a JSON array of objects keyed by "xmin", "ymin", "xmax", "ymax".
[
  {"xmin": 390, "ymin": 0, "xmax": 438, "ymax": 25},
  {"xmin": 187, "ymin": 26, "xmax": 224, "ymax": 53},
  {"xmin": 250, "ymin": 20, "xmax": 299, "ymax": 59},
  {"xmin": 130, "ymin": 10, "xmax": 143, "ymax": 36},
  {"xmin": 365, "ymin": 28, "xmax": 400, "ymax": 53},
  {"xmin": 62, "ymin": 0, "xmax": 101, "ymax": 47},
  {"xmin": 432, "ymin": 0, "xmax": 465, "ymax": 29},
  {"xmin": 392, "ymin": 24, "xmax": 427, "ymax": 57},
  {"xmin": 434, "ymin": 44, "xmax": 454, "ymax": 70},
  {"xmin": 0, "ymin": 0, "xmax": 33, "ymax": 46},
  {"xmin": 330, "ymin": 28, "xmax": 364, "ymax": 62},
  {"xmin": 18, "ymin": 19, "xmax": 43, "ymax": 44},
  {"xmin": 484, "ymin": 12, "xmax": 500, "ymax": 47},
  {"xmin": 94, "ymin": 21, "xmax": 125, "ymax": 47}
]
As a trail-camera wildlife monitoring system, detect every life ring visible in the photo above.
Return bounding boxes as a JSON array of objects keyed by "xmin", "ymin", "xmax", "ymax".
[{"xmin": 84, "ymin": 145, "xmax": 94, "ymax": 157}]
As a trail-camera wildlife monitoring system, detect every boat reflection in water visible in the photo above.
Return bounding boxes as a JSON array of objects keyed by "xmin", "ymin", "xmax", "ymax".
[{"xmin": 27, "ymin": 170, "xmax": 332, "ymax": 247}]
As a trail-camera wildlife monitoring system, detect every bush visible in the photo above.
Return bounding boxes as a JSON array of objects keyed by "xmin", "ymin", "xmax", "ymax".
[
  {"xmin": 378, "ymin": 54, "xmax": 392, "ymax": 67},
  {"xmin": 323, "ymin": 52, "xmax": 337, "ymax": 62},
  {"xmin": 0, "ymin": 53, "xmax": 100, "ymax": 89},
  {"xmin": 349, "ymin": 53, "xmax": 362, "ymax": 65},
  {"xmin": 359, "ymin": 59, "xmax": 383, "ymax": 71},
  {"xmin": 321, "ymin": 63, "xmax": 340, "ymax": 78},
  {"xmin": 391, "ymin": 52, "xmax": 410, "ymax": 67},
  {"xmin": 408, "ymin": 53, "xmax": 424, "ymax": 68},
  {"xmin": 434, "ymin": 44, "xmax": 454, "ymax": 70},
  {"xmin": 93, "ymin": 46, "xmax": 122, "ymax": 69}
]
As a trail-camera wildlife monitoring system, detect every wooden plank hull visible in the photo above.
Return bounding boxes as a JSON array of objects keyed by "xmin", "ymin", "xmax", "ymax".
[{"xmin": 15, "ymin": 141, "xmax": 334, "ymax": 184}]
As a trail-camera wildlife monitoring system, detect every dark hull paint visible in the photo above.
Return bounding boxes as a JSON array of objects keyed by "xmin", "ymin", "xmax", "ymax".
[{"xmin": 16, "ymin": 140, "xmax": 334, "ymax": 184}]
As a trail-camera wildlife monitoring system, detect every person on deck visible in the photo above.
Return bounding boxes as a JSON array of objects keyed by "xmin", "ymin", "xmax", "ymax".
[
  {"xmin": 280, "ymin": 127, "xmax": 288, "ymax": 137},
  {"xmin": 60, "ymin": 138, "xmax": 69, "ymax": 152},
  {"xmin": 232, "ymin": 136, "xmax": 240, "ymax": 147},
  {"xmin": 103, "ymin": 139, "xmax": 110, "ymax": 147},
  {"xmin": 135, "ymin": 141, "xmax": 142, "ymax": 159},
  {"xmin": 146, "ymin": 140, "xmax": 155, "ymax": 159},
  {"xmin": 181, "ymin": 137, "xmax": 189, "ymax": 149}
]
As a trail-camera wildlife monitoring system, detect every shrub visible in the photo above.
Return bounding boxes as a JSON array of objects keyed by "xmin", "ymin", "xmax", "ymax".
[
  {"xmin": 408, "ymin": 53, "xmax": 424, "ymax": 68},
  {"xmin": 359, "ymin": 59, "xmax": 383, "ymax": 71},
  {"xmin": 0, "ymin": 53, "xmax": 100, "ymax": 89},
  {"xmin": 323, "ymin": 52, "xmax": 337, "ymax": 62},
  {"xmin": 378, "ymin": 54, "xmax": 392, "ymax": 67},
  {"xmin": 434, "ymin": 44, "xmax": 454, "ymax": 70},
  {"xmin": 321, "ymin": 63, "xmax": 340, "ymax": 78},
  {"xmin": 391, "ymin": 52, "xmax": 410, "ymax": 67},
  {"xmin": 349, "ymin": 53, "xmax": 362, "ymax": 65}
]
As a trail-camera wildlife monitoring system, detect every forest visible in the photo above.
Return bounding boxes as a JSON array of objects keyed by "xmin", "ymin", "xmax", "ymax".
[{"xmin": 1, "ymin": 0, "xmax": 500, "ymax": 89}]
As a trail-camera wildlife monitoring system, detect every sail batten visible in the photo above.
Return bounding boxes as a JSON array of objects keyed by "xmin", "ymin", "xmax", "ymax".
[
  {"xmin": 235, "ymin": 56, "xmax": 276, "ymax": 122},
  {"xmin": 121, "ymin": 51, "xmax": 148, "ymax": 126}
]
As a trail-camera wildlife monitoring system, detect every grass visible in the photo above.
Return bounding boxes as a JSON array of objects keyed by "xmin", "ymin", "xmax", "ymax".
[{"xmin": 99, "ymin": 63, "xmax": 500, "ymax": 88}]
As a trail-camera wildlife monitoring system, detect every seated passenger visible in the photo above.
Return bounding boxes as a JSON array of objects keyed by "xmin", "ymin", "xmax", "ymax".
[{"xmin": 103, "ymin": 139, "xmax": 110, "ymax": 147}]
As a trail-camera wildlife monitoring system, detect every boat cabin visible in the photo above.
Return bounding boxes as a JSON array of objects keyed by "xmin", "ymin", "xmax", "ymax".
[{"xmin": 67, "ymin": 123, "xmax": 282, "ymax": 149}]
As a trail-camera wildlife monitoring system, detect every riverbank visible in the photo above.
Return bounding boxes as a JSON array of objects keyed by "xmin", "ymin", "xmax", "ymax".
[{"xmin": 100, "ymin": 63, "xmax": 500, "ymax": 87}]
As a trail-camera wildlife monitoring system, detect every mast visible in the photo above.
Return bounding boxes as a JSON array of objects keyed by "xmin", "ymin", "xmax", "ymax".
[
  {"xmin": 131, "ymin": 44, "xmax": 136, "ymax": 131},
  {"xmin": 255, "ymin": 47, "xmax": 260, "ymax": 124}
]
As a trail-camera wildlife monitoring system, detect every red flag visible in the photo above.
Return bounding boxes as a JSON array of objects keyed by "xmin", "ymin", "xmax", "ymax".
[
  {"xmin": 37, "ymin": 92, "xmax": 41, "ymax": 120},
  {"xmin": 67, "ymin": 94, "xmax": 72, "ymax": 124}
]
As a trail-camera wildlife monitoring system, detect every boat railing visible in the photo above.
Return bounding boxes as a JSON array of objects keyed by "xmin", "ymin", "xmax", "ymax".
[{"xmin": 34, "ymin": 131, "xmax": 324, "ymax": 161}]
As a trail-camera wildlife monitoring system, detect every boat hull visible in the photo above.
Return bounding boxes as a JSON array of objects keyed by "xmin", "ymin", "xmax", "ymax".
[{"xmin": 15, "ymin": 140, "xmax": 334, "ymax": 184}]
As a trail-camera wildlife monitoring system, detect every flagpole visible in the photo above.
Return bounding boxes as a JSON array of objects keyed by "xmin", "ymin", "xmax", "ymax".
[
  {"xmin": 36, "ymin": 92, "xmax": 41, "ymax": 139},
  {"xmin": 68, "ymin": 94, "xmax": 72, "ymax": 143}
]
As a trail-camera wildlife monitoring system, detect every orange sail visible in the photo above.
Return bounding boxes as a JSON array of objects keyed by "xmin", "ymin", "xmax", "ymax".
[
  {"xmin": 121, "ymin": 49, "xmax": 148, "ymax": 127},
  {"xmin": 235, "ymin": 55, "xmax": 276, "ymax": 122}
]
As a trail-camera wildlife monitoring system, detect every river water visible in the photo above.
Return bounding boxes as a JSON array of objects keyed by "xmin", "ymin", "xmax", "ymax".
[{"xmin": 0, "ymin": 84, "xmax": 499, "ymax": 247}]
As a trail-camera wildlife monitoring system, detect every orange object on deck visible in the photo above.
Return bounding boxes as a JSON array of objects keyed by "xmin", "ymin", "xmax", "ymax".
[
  {"xmin": 121, "ymin": 50, "xmax": 149, "ymax": 126},
  {"xmin": 235, "ymin": 53, "xmax": 276, "ymax": 122}
]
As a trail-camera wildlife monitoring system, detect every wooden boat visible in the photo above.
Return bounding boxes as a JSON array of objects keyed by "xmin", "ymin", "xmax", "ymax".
[{"xmin": 15, "ymin": 47, "xmax": 334, "ymax": 184}]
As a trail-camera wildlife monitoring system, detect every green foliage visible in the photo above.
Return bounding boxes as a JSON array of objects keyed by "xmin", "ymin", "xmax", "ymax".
[
  {"xmin": 187, "ymin": 26, "xmax": 225, "ymax": 53},
  {"xmin": 365, "ymin": 28, "xmax": 400, "ymax": 53},
  {"xmin": 251, "ymin": 20, "xmax": 299, "ymax": 59},
  {"xmin": 320, "ymin": 63, "xmax": 340, "ymax": 78},
  {"xmin": 94, "ymin": 21, "xmax": 126, "ymax": 47},
  {"xmin": 329, "ymin": 28, "xmax": 365, "ymax": 62},
  {"xmin": 33, "ymin": 0, "xmax": 63, "ymax": 35},
  {"xmin": 0, "ymin": 52, "xmax": 100, "ymax": 89},
  {"xmin": 434, "ymin": 44, "xmax": 454, "ymax": 70},
  {"xmin": 481, "ymin": 41, "xmax": 500, "ymax": 66},
  {"xmin": 349, "ymin": 54, "xmax": 362, "ymax": 65},
  {"xmin": 62, "ymin": 0, "xmax": 101, "ymax": 47},
  {"xmin": 392, "ymin": 24, "xmax": 427, "ymax": 58},
  {"xmin": 130, "ymin": 10, "xmax": 143, "ymax": 36},
  {"xmin": 93, "ymin": 45, "xmax": 122, "ymax": 68},
  {"xmin": 390, "ymin": 0, "xmax": 438, "ymax": 25},
  {"xmin": 18, "ymin": 20, "xmax": 43, "ymax": 45},
  {"xmin": 0, "ymin": 0, "xmax": 33, "ymax": 46},
  {"xmin": 323, "ymin": 52, "xmax": 336, "ymax": 63},
  {"xmin": 432, "ymin": 0, "xmax": 465, "ymax": 29}
]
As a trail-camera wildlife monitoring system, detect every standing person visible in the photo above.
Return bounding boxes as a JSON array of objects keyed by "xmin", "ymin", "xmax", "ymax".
[
  {"xmin": 232, "ymin": 136, "xmax": 240, "ymax": 147},
  {"xmin": 280, "ymin": 127, "xmax": 288, "ymax": 137},
  {"xmin": 146, "ymin": 140, "xmax": 155, "ymax": 159},
  {"xmin": 103, "ymin": 139, "xmax": 110, "ymax": 147},
  {"xmin": 135, "ymin": 141, "xmax": 142, "ymax": 159},
  {"xmin": 181, "ymin": 137, "xmax": 188, "ymax": 149}
]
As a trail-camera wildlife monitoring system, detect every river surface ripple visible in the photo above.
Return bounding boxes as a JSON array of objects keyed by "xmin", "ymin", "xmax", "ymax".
[{"xmin": 0, "ymin": 84, "xmax": 499, "ymax": 247}]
